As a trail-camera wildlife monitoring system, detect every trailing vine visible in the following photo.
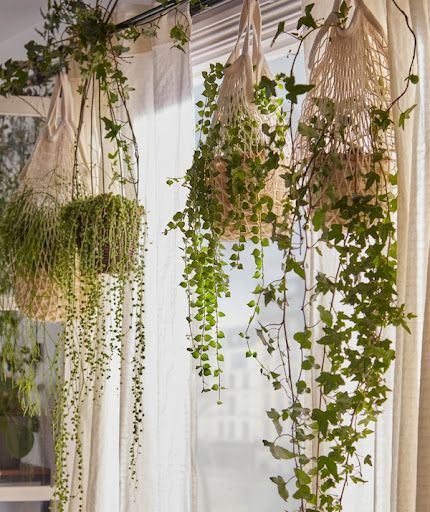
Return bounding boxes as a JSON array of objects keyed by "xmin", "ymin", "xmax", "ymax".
[
  {"xmin": 170, "ymin": 1, "xmax": 417, "ymax": 510},
  {"xmin": 0, "ymin": 1, "xmax": 153, "ymax": 509}
]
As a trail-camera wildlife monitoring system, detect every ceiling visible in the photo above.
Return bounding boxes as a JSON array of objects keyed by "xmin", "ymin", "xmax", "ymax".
[
  {"xmin": 0, "ymin": 0, "xmax": 155, "ymax": 62},
  {"xmin": 0, "ymin": 0, "xmax": 46, "ymax": 61},
  {"xmin": 0, "ymin": 0, "xmax": 302, "ymax": 65}
]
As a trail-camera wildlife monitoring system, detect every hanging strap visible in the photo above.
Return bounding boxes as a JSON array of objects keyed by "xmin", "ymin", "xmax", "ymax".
[
  {"xmin": 226, "ymin": 0, "xmax": 270, "ymax": 82},
  {"xmin": 308, "ymin": 0, "xmax": 384, "ymax": 69},
  {"xmin": 226, "ymin": 0, "xmax": 262, "ymax": 64},
  {"xmin": 46, "ymin": 72, "xmax": 75, "ymax": 139}
]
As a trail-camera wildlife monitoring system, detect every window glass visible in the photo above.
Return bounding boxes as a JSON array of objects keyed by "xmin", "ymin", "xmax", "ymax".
[
  {"xmin": 195, "ymin": 51, "xmax": 307, "ymax": 511},
  {"xmin": 0, "ymin": 115, "xmax": 55, "ymax": 511}
]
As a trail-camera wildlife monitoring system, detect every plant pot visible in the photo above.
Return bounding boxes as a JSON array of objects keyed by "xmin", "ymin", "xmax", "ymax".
[
  {"xmin": 0, "ymin": 416, "xmax": 35, "ymax": 469},
  {"xmin": 211, "ymin": 152, "xmax": 285, "ymax": 241},
  {"xmin": 64, "ymin": 193, "xmax": 144, "ymax": 277},
  {"xmin": 14, "ymin": 271, "xmax": 65, "ymax": 323},
  {"xmin": 309, "ymin": 148, "xmax": 390, "ymax": 225}
]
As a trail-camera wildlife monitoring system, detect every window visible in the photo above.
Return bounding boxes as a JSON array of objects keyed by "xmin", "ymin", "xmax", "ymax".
[
  {"xmin": 0, "ymin": 112, "xmax": 55, "ymax": 512},
  {"xmin": 193, "ymin": 9, "xmax": 307, "ymax": 500}
]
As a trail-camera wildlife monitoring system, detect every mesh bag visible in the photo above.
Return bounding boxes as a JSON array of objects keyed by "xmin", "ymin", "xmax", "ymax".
[
  {"xmin": 296, "ymin": 0, "xmax": 394, "ymax": 225},
  {"xmin": 12, "ymin": 73, "xmax": 89, "ymax": 322},
  {"xmin": 210, "ymin": 0, "xmax": 286, "ymax": 240}
]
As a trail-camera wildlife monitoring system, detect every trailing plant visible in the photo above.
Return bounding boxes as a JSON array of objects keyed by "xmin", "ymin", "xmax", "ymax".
[
  {"xmin": 0, "ymin": 1, "xmax": 153, "ymax": 509},
  {"xmin": 51, "ymin": 192, "xmax": 145, "ymax": 504},
  {"xmin": 170, "ymin": 1, "xmax": 418, "ymax": 510}
]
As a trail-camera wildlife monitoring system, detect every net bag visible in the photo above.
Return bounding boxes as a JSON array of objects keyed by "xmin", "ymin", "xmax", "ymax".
[
  {"xmin": 296, "ymin": 0, "xmax": 394, "ymax": 225},
  {"xmin": 210, "ymin": 0, "xmax": 286, "ymax": 240},
  {"xmin": 11, "ymin": 73, "xmax": 89, "ymax": 322}
]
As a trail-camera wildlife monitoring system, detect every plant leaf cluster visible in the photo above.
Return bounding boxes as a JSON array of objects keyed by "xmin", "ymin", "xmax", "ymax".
[{"xmin": 169, "ymin": 3, "xmax": 417, "ymax": 511}]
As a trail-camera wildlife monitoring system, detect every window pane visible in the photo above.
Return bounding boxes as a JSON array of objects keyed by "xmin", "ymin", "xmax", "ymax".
[
  {"xmin": 195, "ymin": 51, "xmax": 307, "ymax": 511},
  {"xmin": 0, "ymin": 116, "xmax": 55, "ymax": 509}
]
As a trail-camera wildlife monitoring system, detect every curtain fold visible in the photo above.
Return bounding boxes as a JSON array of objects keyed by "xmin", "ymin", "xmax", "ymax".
[
  {"xmin": 387, "ymin": 2, "xmax": 430, "ymax": 512},
  {"xmin": 126, "ymin": 6, "xmax": 195, "ymax": 511},
  {"xmin": 301, "ymin": 1, "xmax": 430, "ymax": 511},
  {"xmin": 65, "ymin": 5, "xmax": 195, "ymax": 511}
]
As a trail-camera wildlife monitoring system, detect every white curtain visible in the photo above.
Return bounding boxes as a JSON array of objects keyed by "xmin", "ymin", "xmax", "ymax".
[
  {"xmin": 301, "ymin": 1, "xmax": 430, "ymax": 511},
  {"xmin": 387, "ymin": 2, "xmax": 430, "ymax": 512},
  {"xmin": 127, "ymin": 5, "xmax": 195, "ymax": 512},
  {"xmin": 66, "ymin": 4, "xmax": 195, "ymax": 511}
]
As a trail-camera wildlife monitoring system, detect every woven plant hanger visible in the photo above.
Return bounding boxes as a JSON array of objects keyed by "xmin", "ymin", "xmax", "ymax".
[
  {"xmin": 12, "ymin": 73, "xmax": 89, "ymax": 322},
  {"xmin": 297, "ymin": 0, "xmax": 394, "ymax": 225},
  {"xmin": 210, "ymin": 0, "xmax": 286, "ymax": 241}
]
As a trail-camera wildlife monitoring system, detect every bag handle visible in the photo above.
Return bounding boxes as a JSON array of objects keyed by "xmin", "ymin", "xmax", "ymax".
[
  {"xmin": 308, "ymin": 0, "xmax": 385, "ymax": 69},
  {"xmin": 226, "ymin": 0, "xmax": 262, "ymax": 65},
  {"xmin": 46, "ymin": 72, "xmax": 74, "ymax": 139}
]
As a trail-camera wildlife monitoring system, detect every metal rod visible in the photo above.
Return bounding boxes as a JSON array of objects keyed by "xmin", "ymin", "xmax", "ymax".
[{"xmin": 115, "ymin": 0, "xmax": 228, "ymax": 30}]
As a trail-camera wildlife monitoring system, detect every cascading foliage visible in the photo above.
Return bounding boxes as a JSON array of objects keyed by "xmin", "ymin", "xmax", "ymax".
[
  {"xmin": 0, "ymin": 1, "xmax": 151, "ymax": 509},
  {"xmin": 170, "ymin": 1, "xmax": 418, "ymax": 510}
]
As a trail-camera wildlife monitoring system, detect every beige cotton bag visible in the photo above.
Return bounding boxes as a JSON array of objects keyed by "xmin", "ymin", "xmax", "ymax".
[
  {"xmin": 297, "ymin": 0, "xmax": 394, "ymax": 225},
  {"xmin": 13, "ymin": 73, "xmax": 89, "ymax": 322},
  {"xmin": 211, "ymin": 0, "xmax": 286, "ymax": 240}
]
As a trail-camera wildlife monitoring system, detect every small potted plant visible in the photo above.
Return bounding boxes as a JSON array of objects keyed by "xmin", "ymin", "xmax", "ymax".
[
  {"xmin": 0, "ymin": 378, "xmax": 39, "ymax": 470},
  {"xmin": 60, "ymin": 193, "xmax": 144, "ymax": 277}
]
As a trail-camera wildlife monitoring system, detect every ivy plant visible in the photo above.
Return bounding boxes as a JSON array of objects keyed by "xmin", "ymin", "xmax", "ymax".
[{"xmin": 169, "ymin": 1, "xmax": 417, "ymax": 511}]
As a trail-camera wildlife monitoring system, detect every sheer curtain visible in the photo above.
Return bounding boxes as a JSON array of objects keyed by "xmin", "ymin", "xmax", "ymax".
[
  {"xmin": 129, "ymin": 6, "xmax": 195, "ymax": 511},
  {"xmin": 65, "ymin": 4, "xmax": 195, "ymax": 511},
  {"xmin": 301, "ymin": 1, "xmax": 430, "ymax": 511},
  {"xmin": 386, "ymin": 2, "xmax": 430, "ymax": 512}
]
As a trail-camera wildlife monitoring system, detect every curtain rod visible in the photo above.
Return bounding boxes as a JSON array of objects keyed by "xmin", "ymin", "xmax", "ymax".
[{"xmin": 115, "ymin": 0, "xmax": 228, "ymax": 30}]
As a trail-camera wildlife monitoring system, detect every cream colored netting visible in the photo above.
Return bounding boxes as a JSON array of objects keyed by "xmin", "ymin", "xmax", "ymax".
[
  {"xmin": 12, "ymin": 73, "xmax": 89, "ymax": 322},
  {"xmin": 297, "ymin": 0, "xmax": 394, "ymax": 225},
  {"xmin": 211, "ymin": 0, "xmax": 286, "ymax": 240}
]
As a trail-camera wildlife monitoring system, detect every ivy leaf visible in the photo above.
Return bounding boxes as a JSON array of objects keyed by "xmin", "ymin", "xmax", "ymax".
[
  {"xmin": 364, "ymin": 454, "xmax": 373, "ymax": 466},
  {"xmin": 295, "ymin": 467, "xmax": 312, "ymax": 486},
  {"xmin": 399, "ymin": 104, "xmax": 417, "ymax": 129},
  {"xmin": 266, "ymin": 408, "xmax": 282, "ymax": 435},
  {"xmin": 270, "ymin": 475, "xmax": 289, "ymax": 501},
  {"xmin": 271, "ymin": 444, "xmax": 295, "ymax": 460},
  {"xmin": 283, "ymin": 75, "xmax": 314, "ymax": 104},
  {"xmin": 271, "ymin": 21, "xmax": 285, "ymax": 47},
  {"xmin": 297, "ymin": 4, "xmax": 317, "ymax": 30},
  {"xmin": 298, "ymin": 122, "xmax": 318, "ymax": 140},
  {"xmin": 294, "ymin": 330, "xmax": 312, "ymax": 349},
  {"xmin": 259, "ymin": 75, "xmax": 277, "ymax": 99},
  {"xmin": 318, "ymin": 305, "xmax": 333, "ymax": 327},
  {"xmin": 312, "ymin": 208, "xmax": 325, "ymax": 231}
]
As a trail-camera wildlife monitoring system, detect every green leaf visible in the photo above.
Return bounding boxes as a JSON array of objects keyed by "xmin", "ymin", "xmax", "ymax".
[
  {"xmin": 295, "ymin": 467, "xmax": 312, "ymax": 486},
  {"xmin": 297, "ymin": 3, "xmax": 317, "ymax": 30},
  {"xmin": 399, "ymin": 104, "xmax": 417, "ymax": 129},
  {"xmin": 407, "ymin": 74, "xmax": 419, "ymax": 84},
  {"xmin": 270, "ymin": 475, "xmax": 289, "ymax": 501},
  {"xmin": 266, "ymin": 408, "xmax": 282, "ymax": 435},
  {"xmin": 271, "ymin": 444, "xmax": 295, "ymax": 460},
  {"xmin": 364, "ymin": 454, "xmax": 373, "ymax": 466},
  {"xmin": 271, "ymin": 21, "xmax": 285, "ymax": 47},
  {"xmin": 312, "ymin": 208, "xmax": 325, "ymax": 231},
  {"xmin": 318, "ymin": 305, "xmax": 333, "ymax": 327},
  {"xmin": 294, "ymin": 330, "xmax": 312, "ymax": 349}
]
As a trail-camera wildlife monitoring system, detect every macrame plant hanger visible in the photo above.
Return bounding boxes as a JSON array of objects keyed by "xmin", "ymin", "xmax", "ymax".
[
  {"xmin": 297, "ymin": 0, "xmax": 394, "ymax": 225},
  {"xmin": 210, "ymin": 0, "xmax": 286, "ymax": 240}
]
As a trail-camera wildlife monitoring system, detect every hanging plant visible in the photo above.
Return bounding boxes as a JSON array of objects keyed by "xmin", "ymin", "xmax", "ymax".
[
  {"xmin": 168, "ymin": 0, "xmax": 291, "ymax": 398},
  {"xmin": 246, "ymin": 2, "xmax": 417, "ymax": 510},
  {"xmin": 171, "ymin": 0, "xmax": 418, "ymax": 510},
  {"xmin": 0, "ymin": 1, "xmax": 151, "ymax": 509}
]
